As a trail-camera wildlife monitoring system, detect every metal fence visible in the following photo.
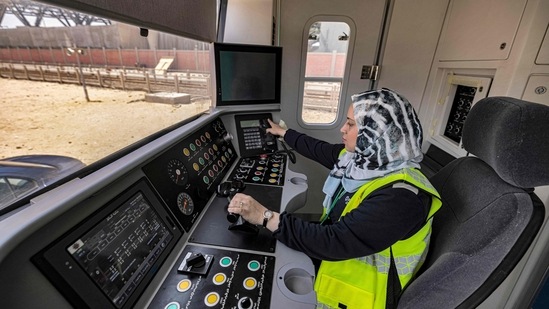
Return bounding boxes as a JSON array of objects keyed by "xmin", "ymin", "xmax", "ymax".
[{"xmin": 0, "ymin": 62, "xmax": 211, "ymax": 98}]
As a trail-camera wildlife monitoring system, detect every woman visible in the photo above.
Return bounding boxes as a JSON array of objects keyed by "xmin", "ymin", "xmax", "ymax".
[{"xmin": 228, "ymin": 88, "xmax": 442, "ymax": 309}]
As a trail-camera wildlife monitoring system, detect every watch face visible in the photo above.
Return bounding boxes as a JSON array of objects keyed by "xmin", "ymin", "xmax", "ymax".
[{"xmin": 263, "ymin": 210, "xmax": 273, "ymax": 227}]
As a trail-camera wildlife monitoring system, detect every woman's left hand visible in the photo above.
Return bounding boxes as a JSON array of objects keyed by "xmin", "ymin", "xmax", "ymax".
[{"xmin": 227, "ymin": 193, "xmax": 266, "ymax": 225}]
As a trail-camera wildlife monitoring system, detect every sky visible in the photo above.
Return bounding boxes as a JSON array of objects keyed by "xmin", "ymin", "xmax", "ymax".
[{"xmin": 1, "ymin": 11, "xmax": 86, "ymax": 29}]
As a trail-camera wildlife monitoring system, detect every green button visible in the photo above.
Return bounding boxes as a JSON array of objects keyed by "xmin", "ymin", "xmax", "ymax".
[
  {"xmin": 248, "ymin": 260, "xmax": 260, "ymax": 271},
  {"xmin": 220, "ymin": 256, "xmax": 232, "ymax": 267},
  {"xmin": 165, "ymin": 302, "xmax": 180, "ymax": 309}
]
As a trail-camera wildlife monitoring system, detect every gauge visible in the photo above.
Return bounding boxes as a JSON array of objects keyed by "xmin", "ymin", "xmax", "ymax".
[
  {"xmin": 167, "ymin": 159, "xmax": 188, "ymax": 186},
  {"xmin": 177, "ymin": 192, "xmax": 194, "ymax": 216}
]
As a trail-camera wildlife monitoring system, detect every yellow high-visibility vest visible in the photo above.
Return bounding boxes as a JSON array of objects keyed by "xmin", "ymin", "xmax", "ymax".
[{"xmin": 314, "ymin": 168, "xmax": 442, "ymax": 309}]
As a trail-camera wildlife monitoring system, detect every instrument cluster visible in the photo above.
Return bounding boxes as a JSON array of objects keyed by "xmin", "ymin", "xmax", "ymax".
[{"xmin": 143, "ymin": 118, "xmax": 237, "ymax": 232}]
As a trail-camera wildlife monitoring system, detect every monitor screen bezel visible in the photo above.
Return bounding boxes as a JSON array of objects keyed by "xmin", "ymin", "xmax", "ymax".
[
  {"xmin": 32, "ymin": 178, "xmax": 183, "ymax": 309},
  {"xmin": 213, "ymin": 42, "xmax": 282, "ymax": 106}
]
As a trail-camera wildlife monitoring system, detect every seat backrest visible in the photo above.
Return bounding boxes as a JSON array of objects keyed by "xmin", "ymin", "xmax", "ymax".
[{"xmin": 398, "ymin": 97, "xmax": 549, "ymax": 308}]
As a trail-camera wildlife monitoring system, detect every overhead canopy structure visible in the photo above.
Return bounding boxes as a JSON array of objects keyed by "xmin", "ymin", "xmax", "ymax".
[{"xmin": 0, "ymin": 0, "xmax": 111, "ymax": 27}]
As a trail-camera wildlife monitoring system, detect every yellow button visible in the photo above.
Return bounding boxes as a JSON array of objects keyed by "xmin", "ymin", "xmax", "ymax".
[
  {"xmin": 213, "ymin": 273, "xmax": 226, "ymax": 285},
  {"xmin": 176, "ymin": 279, "xmax": 192, "ymax": 292},
  {"xmin": 243, "ymin": 277, "xmax": 257, "ymax": 290},
  {"xmin": 204, "ymin": 292, "xmax": 220, "ymax": 307}
]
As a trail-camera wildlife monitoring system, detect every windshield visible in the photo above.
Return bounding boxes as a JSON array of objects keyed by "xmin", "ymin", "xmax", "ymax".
[{"xmin": 0, "ymin": 1, "xmax": 212, "ymax": 211}]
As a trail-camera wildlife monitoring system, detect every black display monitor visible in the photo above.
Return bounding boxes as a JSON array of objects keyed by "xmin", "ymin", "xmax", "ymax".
[
  {"xmin": 33, "ymin": 179, "xmax": 183, "ymax": 309},
  {"xmin": 213, "ymin": 42, "xmax": 282, "ymax": 106}
]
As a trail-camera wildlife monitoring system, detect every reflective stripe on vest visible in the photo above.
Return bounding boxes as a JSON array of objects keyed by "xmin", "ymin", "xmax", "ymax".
[{"xmin": 314, "ymin": 168, "xmax": 442, "ymax": 309}]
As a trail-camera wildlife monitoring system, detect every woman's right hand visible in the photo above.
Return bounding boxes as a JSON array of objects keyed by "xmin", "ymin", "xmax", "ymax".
[{"xmin": 267, "ymin": 119, "xmax": 287, "ymax": 137}]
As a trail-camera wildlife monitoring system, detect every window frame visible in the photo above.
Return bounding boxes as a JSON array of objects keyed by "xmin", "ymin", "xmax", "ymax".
[{"xmin": 297, "ymin": 15, "xmax": 356, "ymax": 129}]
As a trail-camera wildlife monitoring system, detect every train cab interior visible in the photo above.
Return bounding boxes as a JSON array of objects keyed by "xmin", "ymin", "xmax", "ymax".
[{"xmin": 1, "ymin": 0, "xmax": 549, "ymax": 308}]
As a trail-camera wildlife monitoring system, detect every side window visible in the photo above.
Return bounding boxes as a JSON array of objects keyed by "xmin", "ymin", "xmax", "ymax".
[
  {"xmin": 301, "ymin": 21, "xmax": 351, "ymax": 124},
  {"xmin": 0, "ymin": 177, "xmax": 36, "ymax": 206},
  {"xmin": 0, "ymin": 178, "xmax": 16, "ymax": 205},
  {"xmin": 8, "ymin": 177, "xmax": 39, "ymax": 198},
  {"xmin": 0, "ymin": 0, "xmax": 212, "ymax": 212}
]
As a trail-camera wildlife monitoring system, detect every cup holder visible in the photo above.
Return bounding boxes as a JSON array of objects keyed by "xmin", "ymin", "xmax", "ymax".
[
  {"xmin": 283, "ymin": 268, "xmax": 314, "ymax": 295},
  {"xmin": 276, "ymin": 263, "xmax": 316, "ymax": 304},
  {"xmin": 290, "ymin": 177, "xmax": 307, "ymax": 185}
]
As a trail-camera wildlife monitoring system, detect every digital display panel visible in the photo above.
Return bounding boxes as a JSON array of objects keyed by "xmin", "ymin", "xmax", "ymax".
[
  {"xmin": 33, "ymin": 179, "xmax": 182, "ymax": 308},
  {"xmin": 64, "ymin": 192, "xmax": 171, "ymax": 307},
  {"xmin": 240, "ymin": 119, "xmax": 260, "ymax": 128},
  {"xmin": 219, "ymin": 51, "xmax": 277, "ymax": 102},
  {"xmin": 66, "ymin": 191, "xmax": 173, "ymax": 308},
  {"xmin": 214, "ymin": 43, "xmax": 282, "ymax": 106}
]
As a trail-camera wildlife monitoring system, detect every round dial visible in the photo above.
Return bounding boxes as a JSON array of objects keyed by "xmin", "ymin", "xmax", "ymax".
[
  {"xmin": 177, "ymin": 192, "xmax": 194, "ymax": 215},
  {"xmin": 167, "ymin": 159, "xmax": 188, "ymax": 186}
]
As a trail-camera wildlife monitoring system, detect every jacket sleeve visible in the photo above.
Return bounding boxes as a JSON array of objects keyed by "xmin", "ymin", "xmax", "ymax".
[
  {"xmin": 284, "ymin": 129, "xmax": 344, "ymax": 169},
  {"xmin": 272, "ymin": 187, "xmax": 430, "ymax": 261}
]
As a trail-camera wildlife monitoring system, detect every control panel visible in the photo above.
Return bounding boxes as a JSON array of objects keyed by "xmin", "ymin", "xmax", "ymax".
[
  {"xmin": 430, "ymin": 74, "xmax": 491, "ymax": 156},
  {"xmin": 143, "ymin": 117, "xmax": 237, "ymax": 232},
  {"xmin": 228, "ymin": 153, "xmax": 287, "ymax": 186},
  {"xmin": 27, "ymin": 115, "xmax": 314, "ymax": 309},
  {"xmin": 235, "ymin": 113, "xmax": 278, "ymax": 157},
  {"xmin": 444, "ymin": 85, "xmax": 476, "ymax": 143},
  {"xmin": 149, "ymin": 244, "xmax": 275, "ymax": 309}
]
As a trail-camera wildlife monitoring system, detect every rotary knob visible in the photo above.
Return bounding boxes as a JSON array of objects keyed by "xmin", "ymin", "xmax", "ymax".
[{"xmin": 238, "ymin": 297, "xmax": 253, "ymax": 309}]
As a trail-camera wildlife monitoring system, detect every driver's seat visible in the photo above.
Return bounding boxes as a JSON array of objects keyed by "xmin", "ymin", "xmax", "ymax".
[{"xmin": 398, "ymin": 97, "xmax": 549, "ymax": 308}]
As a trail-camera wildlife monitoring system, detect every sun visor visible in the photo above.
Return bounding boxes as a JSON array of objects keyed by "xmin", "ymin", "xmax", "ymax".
[{"xmin": 39, "ymin": 0, "xmax": 217, "ymax": 42}]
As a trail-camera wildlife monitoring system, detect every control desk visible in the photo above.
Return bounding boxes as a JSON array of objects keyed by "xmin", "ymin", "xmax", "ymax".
[{"xmin": 5, "ymin": 111, "xmax": 316, "ymax": 309}]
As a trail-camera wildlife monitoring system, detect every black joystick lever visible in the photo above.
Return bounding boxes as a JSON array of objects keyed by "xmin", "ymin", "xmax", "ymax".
[
  {"xmin": 260, "ymin": 118, "xmax": 277, "ymax": 147},
  {"xmin": 217, "ymin": 179, "xmax": 246, "ymax": 198},
  {"xmin": 217, "ymin": 180, "xmax": 246, "ymax": 222},
  {"xmin": 216, "ymin": 180, "xmax": 259, "ymax": 234}
]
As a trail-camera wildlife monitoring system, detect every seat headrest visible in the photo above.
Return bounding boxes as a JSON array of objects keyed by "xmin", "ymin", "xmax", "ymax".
[{"xmin": 462, "ymin": 96, "xmax": 549, "ymax": 188}]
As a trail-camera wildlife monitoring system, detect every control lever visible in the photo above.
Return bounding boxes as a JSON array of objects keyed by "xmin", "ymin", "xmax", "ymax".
[
  {"xmin": 217, "ymin": 180, "xmax": 258, "ymax": 234},
  {"xmin": 216, "ymin": 132, "xmax": 233, "ymax": 144},
  {"xmin": 227, "ymin": 180, "xmax": 246, "ymax": 221},
  {"xmin": 226, "ymin": 199, "xmax": 240, "ymax": 223},
  {"xmin": 217, "ymin": 180, "xmax": 246, "ymax": 223},
  {"xmin": 279, "ymin": 140, "xmax": 297, "ymax": 164},
  {"xmin": 260, "ymin": 118, "xmax": 276, "ymax": 146},
  {"xmin": 273, "ymin": 119, "xmax": 296, "ymax": 164},
  {"xmin": 264, "ymin": 132, "xmax": 276, "ymax": 146},
  {"xmin": 229, "ymin": 214, "xmax": 259, "ymax": 234}
]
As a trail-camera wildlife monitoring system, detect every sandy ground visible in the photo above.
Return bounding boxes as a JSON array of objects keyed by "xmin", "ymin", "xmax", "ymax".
[
  {"xmin": 1, "ymin": 79, "xmax": 335, "ymax": 165},
  {"xmin": 1, "ymin": 79, "xmax": 209, "ymax": 164}
]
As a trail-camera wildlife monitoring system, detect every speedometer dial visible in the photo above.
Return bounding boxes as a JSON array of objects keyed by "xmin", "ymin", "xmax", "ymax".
[
  {"xmin": 177, "ymin": 192, "xmax": 194, "ymax": 215},
  {"xmin": 167, "ymin": 159, "xmax": 188, "ymax": 186}
]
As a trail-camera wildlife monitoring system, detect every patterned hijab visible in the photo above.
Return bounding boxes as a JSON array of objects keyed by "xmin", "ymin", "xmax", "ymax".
[{"xmin": 322, "ymin": 88, "xmax": 424, "ymax": 208}]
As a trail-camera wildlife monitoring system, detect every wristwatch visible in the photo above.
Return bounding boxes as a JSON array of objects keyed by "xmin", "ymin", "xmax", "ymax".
[{"xmin": 262, "ymin": 210, "xmax": 273, "ymax": 227}]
